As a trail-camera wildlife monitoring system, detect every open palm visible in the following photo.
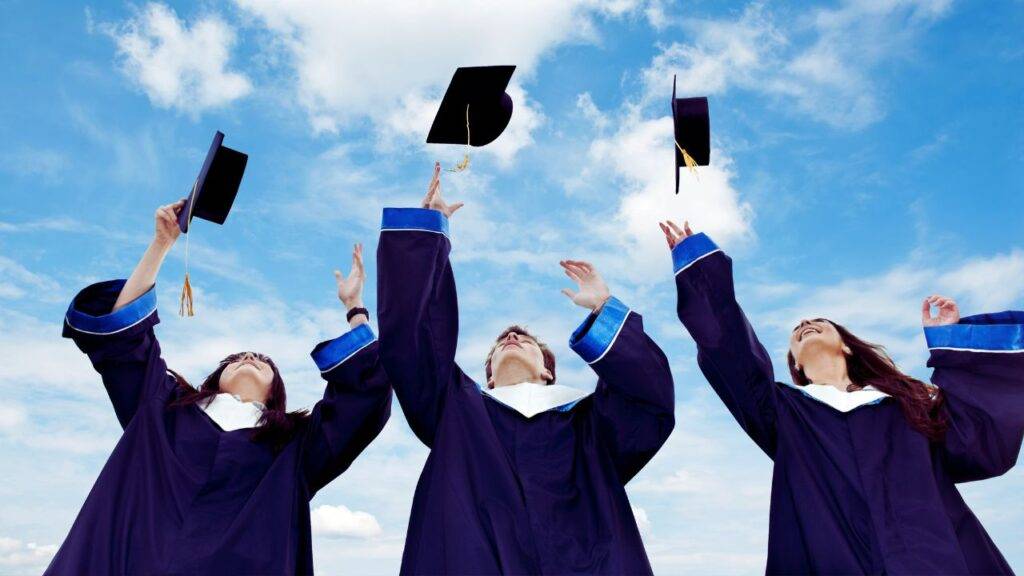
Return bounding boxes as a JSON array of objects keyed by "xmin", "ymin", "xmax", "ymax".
[
  {"xmin": 560, "ymin": 260, "xmax": 611, "ymax": 312},
  {"xmin": 335, "ymin": 243, "xmax": 365, "ymax": 309}
]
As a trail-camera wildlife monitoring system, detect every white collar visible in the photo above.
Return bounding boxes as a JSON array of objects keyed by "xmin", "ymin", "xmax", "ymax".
[
  {"xmin": 792, "ymin": 383, "xmax": 890, "ymax": 413},
  {"xmin": 200, "ymin": 393, "xmax": 265, "ymax": 431},
  {"xmin": 481, "ymin": 382, "xmax": 592, "ymax": 418}
]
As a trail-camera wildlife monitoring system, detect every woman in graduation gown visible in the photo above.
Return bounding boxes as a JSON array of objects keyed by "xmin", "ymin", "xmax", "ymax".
[
  {"xmin": 661, "ymin": 219, "xmax": 1023, "ymax": 575},
  {"xmin": 45, "ymin": 200, "xmax": 392, "ymax": 575},
  {"xmin": 376, "ymin": 164, "xmax": 675, "ymax": 575}
]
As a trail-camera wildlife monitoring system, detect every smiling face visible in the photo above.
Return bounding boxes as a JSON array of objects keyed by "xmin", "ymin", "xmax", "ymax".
[
  {"xmin": 218, "ymin": 351, "xmax": 276, "ymax": 403},
  {"xmin": 788, "ymin": 318, "xmax": 846, "ymax": 367},
  {"xmin": 485, "ymin": 326, "xmax": 556, "ymax": 388}
]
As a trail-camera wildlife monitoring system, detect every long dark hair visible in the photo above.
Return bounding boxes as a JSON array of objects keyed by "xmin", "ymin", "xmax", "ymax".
[
  {"xmin": 787, "ymin": 320, "xmax": 947, "ymax": 441},
  {"xmin": 168, "ymin": 352, "xmax": 309, "ymax": 450}
]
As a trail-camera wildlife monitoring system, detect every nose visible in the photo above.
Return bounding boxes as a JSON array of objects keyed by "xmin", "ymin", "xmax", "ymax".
[
  {"xmin": 506, "ymin": 332, "xmax": 519, "ymax": 343},
  {"xmin": 241, "ymin": 352, "xmax": 257, "ymax": 362}
]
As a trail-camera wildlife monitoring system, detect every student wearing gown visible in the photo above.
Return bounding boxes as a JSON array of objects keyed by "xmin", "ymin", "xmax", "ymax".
[
  {"xmin": 376, "ymin": 164, "xmax": 675, "ymax": 575},
  {"xmin": 660, "ymin": 219, "xmax": 1023, "ymax": 575},
  {"xmin": 46, "ymin": 200, "xmax": 392, "ymax": 575}
]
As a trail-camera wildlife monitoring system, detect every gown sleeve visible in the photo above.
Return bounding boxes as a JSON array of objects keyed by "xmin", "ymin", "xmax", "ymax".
[
  {"xmin": 570, "ymin": 297, "xmax": 675, "ymax": 483},
  {"xmin": 673, "ymin": 233, "xmax": 780, "ymax": 458},
  {"xmin": 924, "ymin": 311, "xmax": 1024, "ymax": 482},
  {"xmin": 376, "ymin": 208, "xmax": 464, "ymax": 447},
  {"xmin": 62, "ymin": 279, "xmax": 173, "ymax": 429},
  {"xmin": 303, "ymin": 323, "xmax": 393, "ymax": 497}
]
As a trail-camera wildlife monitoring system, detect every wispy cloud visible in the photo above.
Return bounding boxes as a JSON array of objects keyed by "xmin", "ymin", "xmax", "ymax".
[{"xmin": 92, "ymin": 3, "xmax": 252, "ymax": 115}]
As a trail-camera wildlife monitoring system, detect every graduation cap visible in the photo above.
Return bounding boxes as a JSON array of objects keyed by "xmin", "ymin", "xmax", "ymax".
[
  {"xmin": 177, "ymin": 131, "xmax": 248, "ymax": 316},
  {"xmin": 427, "ymin": 65, "xmax": 516, "ymax": 172},
  {"xmin": 178, "ymin": 131, "xmax": 248, "ymax": 233},
  {"xmin": 671, "ymin": 75, "xmax": 710, "ymax": 194}
]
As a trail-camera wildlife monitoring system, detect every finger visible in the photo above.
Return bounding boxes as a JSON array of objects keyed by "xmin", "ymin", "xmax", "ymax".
[
  {"xmin": 684, "ymin": 220, "xmax": 693, "ymax": 237},
  {"xmin": 562, "ymin": 261, "xmax": 585, "ymax": 279},
  {"xmin": 561, "ymin": 266, "xmax": 582, "ymax": 283},
  {"xmin": 449, "ymin": 202, "xmax": 464, "ymax": 215},
  {"xmin": 560, "ymin": 288, "xmax": 576, "ymax": 300},
  {"xmin": 921, "ymin": 298, "xmax": 933, "ymax": 320},
  {"xmin": 667, "ymin": 220, "xmax": 685, "ymax": 238},
  {"xmin": 334, "ymin": 270, "xmax": 343, "ymax": 285}
]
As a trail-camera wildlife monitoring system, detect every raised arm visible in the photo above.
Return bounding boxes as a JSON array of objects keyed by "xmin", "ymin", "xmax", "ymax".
[
  {"xmin": 561, "ymin": 260, "xmax": 675, "ymax": 483},
  {"xmin": 663, "ymin": 220, "xmax": 779, "ymax": 458},
  {"xmin": 302, "ymin": 244, "xmax": 392, "ymax": 496},
  {"xmin": 62, "ymin": 200, "xmax": 184, "ymax": 428},
  {"xmin": 922, "ymin": 297, "xmax": 1024, "ymax": 482},
  {"xmin": 376, "ymin": 164, "xmax": 465, "ymax": 447}
]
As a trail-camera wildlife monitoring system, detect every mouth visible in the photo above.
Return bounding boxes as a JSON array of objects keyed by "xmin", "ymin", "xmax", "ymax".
[
  {"xmin": 502, "ymin": 342, "xmax": 523, "ymax": 350},
  {"xmin": 798, "ymin": 326, "xmax": 820, "ymax": 341}
]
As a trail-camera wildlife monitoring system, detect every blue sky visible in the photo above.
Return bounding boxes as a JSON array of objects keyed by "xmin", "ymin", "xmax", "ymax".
[{"xmin": 1, "ymin": 0, "xmax": 1022, "ymax": 573}]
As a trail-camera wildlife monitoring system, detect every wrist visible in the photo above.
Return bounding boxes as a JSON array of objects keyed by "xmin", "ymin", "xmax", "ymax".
[
  {"xmin": 342, "ymin": 299, "xmax": 364, "ymax": 311},
  {"xmin": 592, "ymin": 293, "xmax": 611, "ymax": 313},
  {"xmin": 151, "ymin": 237, "xmax": 174, "ymax": 254}
]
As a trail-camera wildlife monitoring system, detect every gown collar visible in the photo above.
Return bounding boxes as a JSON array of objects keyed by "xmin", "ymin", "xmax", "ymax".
[
  {"xmin": 481, "ymin": 382, "xmax": 592, "ymax": 418},
  {"xmin": 789, "ymin": 383, "xmax": 890, "ymax": 413},
  {"xmin": 200, "ymin": 393, "xmax": 266, "ymax": 431}
]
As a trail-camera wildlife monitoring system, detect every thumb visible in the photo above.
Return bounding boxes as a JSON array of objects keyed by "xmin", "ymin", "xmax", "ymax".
[
  {"xmin": 560, "ymin": 288, "xmax": 576, "ymax": 301},
  {"xmin": 449, "ymin": 202, "xmax": 465, "ymax": 215}
]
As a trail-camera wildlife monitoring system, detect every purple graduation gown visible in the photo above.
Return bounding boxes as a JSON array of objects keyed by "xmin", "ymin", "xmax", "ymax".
[
  {"xmin": 376, "ymin": 208, "xmax": 675, "ymax": 575},
  {"xmin": 673, "ymin": 233, "xmax": 1024, "ymax": 575},
  {"xmin": 46, "ymin": 279, "xmax": 392, "ymax": 575}
]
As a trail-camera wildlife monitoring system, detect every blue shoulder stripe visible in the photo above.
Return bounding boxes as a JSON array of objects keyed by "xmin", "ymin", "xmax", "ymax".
[
  {"xmin": 570, "ymin": 296, "xmax": 631, "ymax": 364},
  {"xmin": 672, "ymin": 232, "xmax": 721, "ymax": 275},
  {"xmin": 924, "ymin": 311, "xmax": 1024, "ymax": 352},
  {"xmin": 65, "ymin": 279, "xmax": 157, "ymax": 336},
  {"xmin": 312, "ymin": 323, "xmax": 378, "ymax": 373},
  {"xmin": 381, "ymin": 207, "xmax": 449, "ymax": 237}
]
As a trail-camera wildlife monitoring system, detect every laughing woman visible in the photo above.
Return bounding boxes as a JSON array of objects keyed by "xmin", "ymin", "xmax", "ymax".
[
  {"xmin": 662, "ymin": 219, "xmax": 1023, "ymax": 575},
  {"xmin": 45, "ymin": 200, "xmax": 392, "ymax": 575}
]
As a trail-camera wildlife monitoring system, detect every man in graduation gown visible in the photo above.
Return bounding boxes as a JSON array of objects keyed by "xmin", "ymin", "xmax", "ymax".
[
  {"xmin": 377, "ymin": 167, "xmax": 675, "ymax": 575},
  {"xmin": 46, "ymin": 202, "xmax": 391, "ymax": 575},
  {"xmin": 664, "ymin": 220, "xmax": 1023, "ymax": 575}
]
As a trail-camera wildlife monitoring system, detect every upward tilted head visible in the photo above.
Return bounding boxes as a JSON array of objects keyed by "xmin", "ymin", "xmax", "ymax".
[{"xmin": 485, "ymin": 326, "xmax": 556, "ymax": 389}]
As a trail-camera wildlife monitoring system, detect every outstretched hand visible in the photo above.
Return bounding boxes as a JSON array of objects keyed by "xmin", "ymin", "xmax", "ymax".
[
  {"xmin": 560, "ymin": 260, "xmax": 611, "ymax": 312},
  {"xmin": 335, "ymin": 243, "xmax": 365, "ymax": 310},
  {"xmin": 658, "ymin": 219, "xmax": 694, "ymax": 249},
  {"xmin": 922, "ymin": 295, "xmax": 960, "ymax": 327},
  {"xmin": 154, "ymin": 199, "xmax": 185, "ymax": 249},
  {"xmin": 422, "ymin": 161, "xmax": 464, "ymax": 218}
]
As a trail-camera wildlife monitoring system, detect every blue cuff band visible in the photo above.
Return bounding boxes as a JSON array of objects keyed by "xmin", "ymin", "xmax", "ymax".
[
  {"xmin": 65, "ymin": 280, "xmax": 157, "ymax": 336},
  {"xmin": 672, "ymin": 232, "xmax": 721, "ymax": 275},
  {"xmin": 312, "ymin": 324, "xmax": 377, "ymax": 372},
  {"xmin": 381, "ymin": 208, "xmax": 449, "ymax": 237},
  {"xmin": 570, "ymin": 296, "xmax": 631, "ymax": 364},
  {"xmin": 924, "ymin": 311, "xmax": 1024, "ymax": 352}
]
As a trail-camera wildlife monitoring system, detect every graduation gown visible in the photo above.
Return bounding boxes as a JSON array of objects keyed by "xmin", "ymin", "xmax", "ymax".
[
  {"xmin": 673, "ymin": 233, "xmax": 1024, "ymax": 575},
  {"xmin": 376, "ymin": 208, "xmax": 675, "ymax": 575},
  {"xmin": 46, "ymin": 279, "xmax": 392, "ymax": 575}
]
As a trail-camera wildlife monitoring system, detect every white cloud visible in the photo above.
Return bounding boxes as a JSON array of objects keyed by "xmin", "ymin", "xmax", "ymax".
[
  {"xmin": 0, "ymin": 404, "xmax": 27, "ymax": 431},
  {"xmin": 0, "ymin": 257, "xmax": 62, "ymax": 301},
  {"xmin": 645, "ymin": 0, "xmax": 954, "ymax": 128},
  {"xmin": 0, "ymin": 537, "xmax": 58, "ymax": 571},
  {"xmin": 100, "ymin": 3, "xmax": 252, "ymax": 114},
  {"xmin": 234, "ymin": 0, "xmax": 650, "ymax": 160},
  {"xmin": 631, "ymin": 505, "xmax": 651, "ymax": 535},
  {"xmin": 584, "ymin": 110, "xmax": 755, "ymax": 279},
  {"xmin": 311, "ymin": 504, "xmax": 383, "ymax": 539}
]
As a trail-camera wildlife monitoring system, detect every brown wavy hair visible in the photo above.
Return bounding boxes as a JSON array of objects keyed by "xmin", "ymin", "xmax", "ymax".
[
  {"xmin": 787, "ymin": 320, "xmax": 947, "ymax": 441},
  {"xmin": 168, "ymin": 352, "xmax": 309, "ymax": 450},
  {"xmin": 484, "ymin": 325, "xmax": 556, "ymax": 387}
]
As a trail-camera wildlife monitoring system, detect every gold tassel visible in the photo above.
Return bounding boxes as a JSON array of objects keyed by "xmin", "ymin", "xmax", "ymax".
[
  {"xmin": 179, "ymin": 272, "xmax": 194, "ymax": 317},
  {"xmin": 180, "ymin": 186, "xmax": 196, "ymax": 317},
  {"xmin": 446, "ymin": 104, "xmax": 471, "ymax": 173},
  {"xmin": 675, "ymin": 141, "xmax": 701, "ymax": 181}
]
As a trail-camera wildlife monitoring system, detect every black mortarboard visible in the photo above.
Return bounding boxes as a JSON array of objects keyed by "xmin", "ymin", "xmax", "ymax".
[
  {"xmin": 671, "ymin": 75, "xmax": 710, "ymax": 194},
  {"xmin": 178, "ymin": 131, "xmax": 248, "ymax": 233},
  {"xmin": 426, "ymin": 65, "xmax": 516, "ymax": 148}
]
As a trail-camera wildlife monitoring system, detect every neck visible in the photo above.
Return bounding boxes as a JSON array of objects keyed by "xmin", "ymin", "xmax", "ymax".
[
  {"xmin": 491, "ymin": 363, "xmax": 545, "ymax": 388},
  {"xmin": 220, "ymin": 379, "xmax": 267, "ymax": 404},
  {"xmin": 801, "ymin": 353, "xmax": 853, "ymax": 392}
]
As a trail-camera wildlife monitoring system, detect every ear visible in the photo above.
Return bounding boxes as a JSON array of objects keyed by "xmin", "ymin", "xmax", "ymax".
[
  {"xmin": 541, "ymin": 368, "xmax": 553, "ymax": 383},
  {"xmin": 842, "ymin": 345, "xmax": 852, "ymax": 356},
  {"xmin": 795, "ymin": 364, "xmax": 802, "ymax": 372},
  {"xmin": 486, "ymin": 379, "xmax": 495, "ymax": 389}
]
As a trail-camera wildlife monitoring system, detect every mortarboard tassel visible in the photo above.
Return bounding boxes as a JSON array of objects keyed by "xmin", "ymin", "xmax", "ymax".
[
  {"xmin": 446, "ymin": 104, "xmax": 471, "ymax": 173},
  {"xmin": 179, "ymin": 185, "xmax": 197, "ymax": 317},
  {"xmin": 675, "ymin": 141, "xmax": 701, "ymax": 182}
]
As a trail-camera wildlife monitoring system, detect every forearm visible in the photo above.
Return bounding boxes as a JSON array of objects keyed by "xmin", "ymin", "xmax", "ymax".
[{"xmin": 114, "ymin": 239, "xmax": 172, "ymax": 312}]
